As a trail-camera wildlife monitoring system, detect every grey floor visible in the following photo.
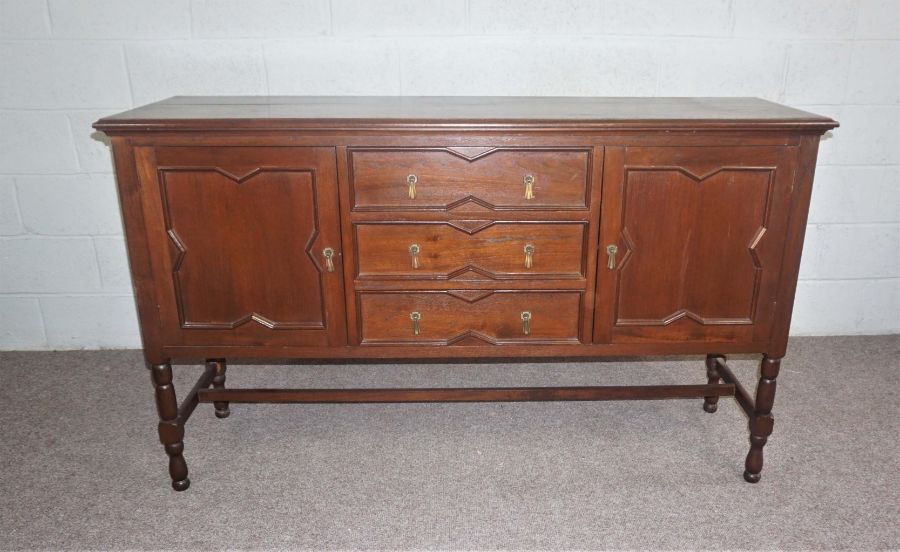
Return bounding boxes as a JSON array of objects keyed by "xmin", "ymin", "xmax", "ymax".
[{"xmin": 0, "ymin": 336, "xmax": 898, "ymax": 551}]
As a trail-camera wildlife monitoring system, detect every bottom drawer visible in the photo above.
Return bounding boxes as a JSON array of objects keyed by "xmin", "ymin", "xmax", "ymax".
[{"xmin": 358, "ymin": 290, "xmax": 582, "ymax": 345}]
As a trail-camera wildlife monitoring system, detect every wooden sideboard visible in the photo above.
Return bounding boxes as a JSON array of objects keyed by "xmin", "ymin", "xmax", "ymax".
[{"xmin": 94, "ymin": 96, "xmax": 838, "ymax": 491}]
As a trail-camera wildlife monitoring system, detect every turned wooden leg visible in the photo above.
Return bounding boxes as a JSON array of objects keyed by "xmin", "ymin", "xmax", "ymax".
[
  {"xmin": 208, "ymin": 358, "xmax": 230, "ymax": 419},
  {"xmin": 744, "ymin": 355, "xmax": 781, "ymax": 483},
  {"xmin": 150, "ymin": 363, "xmax": 190, "ymax": 491},
  {"xmin": 703, "ymin": 354, "xmax": 723, "ymax": 413}
]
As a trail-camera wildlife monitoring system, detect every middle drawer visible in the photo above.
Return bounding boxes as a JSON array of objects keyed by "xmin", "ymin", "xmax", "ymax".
[{"xmin": 354, "ymin": 222, "xmax": 587, "ymax": 280}]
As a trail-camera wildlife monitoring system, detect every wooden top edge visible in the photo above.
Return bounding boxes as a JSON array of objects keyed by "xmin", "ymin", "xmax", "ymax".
[
  {"xmin": 93, "ymin": 118, "xmax": 839, "ymax": 134},
  {"xmin": 93, "ymin": 96, "xmax": 839, "ymax": 134}
]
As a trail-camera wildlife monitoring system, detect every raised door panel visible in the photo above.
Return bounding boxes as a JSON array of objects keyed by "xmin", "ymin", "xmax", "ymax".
[
  {"xmin": 136, "ymin": 146, "xmax": 346, "ymax": 347},
  {"xmin": 594, "ymin": 146, "xmax": 797, "ymax": 344}
]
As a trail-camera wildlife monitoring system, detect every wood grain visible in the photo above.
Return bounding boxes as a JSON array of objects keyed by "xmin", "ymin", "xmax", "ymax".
[
  {"xmin": 595, "ymin": 145, "xmax": 797, "ymax": 345},
  {"xmin": 354, "ymin": 222, "xmax": 587, "ymax": 280},
  {"xmin": 93, "ymin": 95, "xmax": 837, "ymax": 490},
  {"xmin": 134, "ymin": 146, "xmax": 348, "ymax": 347},
  {"xmin": 358, "ymin": 290, "xmax": 582, "ymax": 345},
  {"xmin": 197, "ymin": 384, "xmax": 736, "ymax": 404},
  {"xmin": 350, "ymin": 147, "xmax": 590, "ymax": 210},
  {"xmin": 94, "ymin": 96, "xmax": 839, "ymax": 133}
]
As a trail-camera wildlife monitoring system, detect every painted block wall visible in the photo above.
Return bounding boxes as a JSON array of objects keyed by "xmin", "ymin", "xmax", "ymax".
[{"xmin": 0, "ymin": 0, "xmax": 897, "ymax": 349}]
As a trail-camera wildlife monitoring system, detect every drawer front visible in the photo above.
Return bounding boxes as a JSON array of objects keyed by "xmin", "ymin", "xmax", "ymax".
[
  {"xmin": 350, "ymin": 148, "xmax": 590, "ymax": 210},
  {"xmin": 355, "ymin": 222, "xmax": 586, "ymax": 280},
  {"xmin": 359, "ymin": 291, "xmax": 582, "ymax": 344}
]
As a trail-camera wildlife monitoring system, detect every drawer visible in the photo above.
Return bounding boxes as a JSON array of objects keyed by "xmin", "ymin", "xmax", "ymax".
[
  {"xmin": 350, "ymin": 148, "xmax": 590, "ymax": 210},
  {"xmin": 355, "ymin": 222, "xmax": 586, "ymax": 280},
  {"xmin": 358, "ymin": 290, "xmax": 582, "ymax": 344}
]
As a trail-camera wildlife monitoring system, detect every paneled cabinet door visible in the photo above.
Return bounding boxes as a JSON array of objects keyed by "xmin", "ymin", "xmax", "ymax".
[
  {"xmin": 135, "ymin": 146, "xmax": 346, "ymax": 347},
  {"xmin": 594, "ymin": 146, "xmax": 798, "ymax": 345}
]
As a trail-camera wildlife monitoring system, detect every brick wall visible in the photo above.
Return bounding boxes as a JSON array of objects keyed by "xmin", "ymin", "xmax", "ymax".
[{"xmin": 1, "ymin": 0, "xmax": 897, "ymax": 349}]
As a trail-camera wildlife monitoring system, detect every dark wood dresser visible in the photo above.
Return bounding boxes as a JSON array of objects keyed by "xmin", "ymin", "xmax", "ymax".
[{"xmin": 94, "ymin": 96, "xmax": 838, "ymax": 491}]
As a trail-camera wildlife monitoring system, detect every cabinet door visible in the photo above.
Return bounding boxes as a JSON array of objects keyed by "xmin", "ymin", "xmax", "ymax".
[
  {"xmin": 594, "ymin": 146, "xmax": 797, "ymax": 344},
  {"xmin": 136, "ymin": 146, "xmax": 346, "ymax": 347}
]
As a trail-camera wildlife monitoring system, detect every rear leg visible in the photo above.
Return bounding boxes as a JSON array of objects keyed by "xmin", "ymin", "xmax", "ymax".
[
  {"xmin": 703, "ymin": 354, "xmax": 723, "ymax": 413},
  {"xmin": 208, "ymin": 359, "xmax": 230, "ymax": 418}
]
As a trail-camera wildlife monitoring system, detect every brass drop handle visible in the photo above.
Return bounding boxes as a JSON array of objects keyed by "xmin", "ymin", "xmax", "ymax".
[
  {"xmin": 410, "ymin": 311, "xmax": 421, "ymax": 335},
  {"xmin": 606, "ymin": 244, "xmax": 618, "ymax": 270},
  {"xmin": 524, "ymin": 244, "xmax": 535, "ymax": 269},
  {"xmin": 521, "ymin": 311, "xmax": 532, "ymax": 335},
  {"xmin": 323, "ymin": 247, "xmax": 335, "ymax": 272},
  {"xmin": 409, "ymin": 243, "xmax": 420, "ymax": 269},
  {"xmin": 524, "ymin": 174, "xmax": 535, "ymax": 200},
  {"xmin": 407, "ymin": 174, "xmax": 417, "ymax": 199}
]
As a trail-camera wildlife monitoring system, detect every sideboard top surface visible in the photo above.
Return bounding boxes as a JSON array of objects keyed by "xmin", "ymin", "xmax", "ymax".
[{"xmin": 94, "ymin": 96, "xmax": 838, "ymax": 133}]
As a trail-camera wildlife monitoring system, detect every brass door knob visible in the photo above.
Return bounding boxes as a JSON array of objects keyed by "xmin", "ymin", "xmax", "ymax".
[
  {"xmin": 606, "ymin": 244, "xmax": 618, "ymax": 270},
  {"xmin": 323, "ymin": 247, "xmax": 335, "ymax": 272}
]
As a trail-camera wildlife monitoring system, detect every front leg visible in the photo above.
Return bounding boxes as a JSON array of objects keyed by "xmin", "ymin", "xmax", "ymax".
[
  {"xmin": 150, "ymin": 363, "xmax": 190, "ymax": 491},
  {"xmin": 744, "ymin": 356, "xmax": 781, "ymax": 483}
]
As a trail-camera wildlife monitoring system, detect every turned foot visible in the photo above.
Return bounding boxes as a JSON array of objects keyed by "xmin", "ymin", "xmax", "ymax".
[
  {"xmin": 703, "ymin": 354, "xmax": 723, "ymax": 413},
  {"xmin": 172, "ymin": 477, "xmax": 191, "ymax": 491},
  {"xmin": 743, "ymin": 356, "xmax": 781, "ymax": 483},
  {"xmin": 208, "ymin": 359, "xmax": 230, "ymax": 419}
]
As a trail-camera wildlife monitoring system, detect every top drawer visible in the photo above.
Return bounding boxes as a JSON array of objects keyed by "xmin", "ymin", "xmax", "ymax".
[{"xmin": 349, "ymin": 147, "xmax": 591, "ymax": 210}]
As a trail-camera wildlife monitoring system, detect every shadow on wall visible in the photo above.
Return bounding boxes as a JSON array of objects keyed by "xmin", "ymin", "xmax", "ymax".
[{"xmin": 91, "ymin": 130, "xmax": 111, "ymax": 149}]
